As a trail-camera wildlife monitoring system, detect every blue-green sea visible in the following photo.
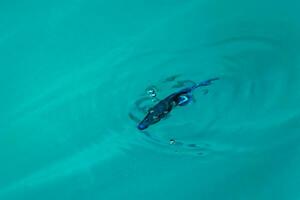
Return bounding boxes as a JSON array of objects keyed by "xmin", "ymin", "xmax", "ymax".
[{"xmin": 1, "ymin": 0, "xmax": 300, "ymax": 199}]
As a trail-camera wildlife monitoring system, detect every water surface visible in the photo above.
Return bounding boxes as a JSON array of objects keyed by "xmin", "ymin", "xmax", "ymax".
[{"xmin": 1, "ymin": 0, "xmax": 300, "ymax": 199}]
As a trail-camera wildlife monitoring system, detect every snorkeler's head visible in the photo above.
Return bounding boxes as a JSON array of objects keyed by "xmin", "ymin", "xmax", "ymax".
[
  {"xmin": 137, "ymin": 109, "xmax": 161, "ymax": 130},
  {"xmin": 137, "ymin": 123, "xmax": 148, "ymax": 130}
]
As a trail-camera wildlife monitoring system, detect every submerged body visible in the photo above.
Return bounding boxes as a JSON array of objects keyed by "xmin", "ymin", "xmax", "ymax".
[{"xmin": 137, "ymin": 78, "xmax": 219, "ymax": 130}]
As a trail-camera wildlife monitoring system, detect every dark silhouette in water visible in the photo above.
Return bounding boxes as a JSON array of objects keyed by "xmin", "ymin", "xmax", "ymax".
[{"xmin": 137, "ymin": 78, "xmax": 219, "ymax": 130}]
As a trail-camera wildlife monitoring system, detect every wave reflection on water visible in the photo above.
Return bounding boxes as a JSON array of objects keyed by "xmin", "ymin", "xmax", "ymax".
[{"xmin": 1, "ymin": 0, "xmax": 300, "ymax": 199}]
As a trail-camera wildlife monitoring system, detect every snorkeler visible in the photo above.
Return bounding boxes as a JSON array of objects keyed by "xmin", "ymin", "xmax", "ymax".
[{"xmin": 137, "ymin": 77, "xmax": 219, "ymax": 130}]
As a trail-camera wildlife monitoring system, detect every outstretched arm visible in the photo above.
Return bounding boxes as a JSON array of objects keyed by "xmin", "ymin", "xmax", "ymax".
[{"xmin": 192, "ymin": 77, "xmax": 219, "ymax": 90}]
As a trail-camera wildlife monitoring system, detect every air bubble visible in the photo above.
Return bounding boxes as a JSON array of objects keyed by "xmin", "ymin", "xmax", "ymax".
[
  {"xmin": 146, "ymin": 88, "xmax": 157, "ymax": 98},
  {"xmin": 169, "ymin": 139, "xmax": 176, "ymax": 145}
]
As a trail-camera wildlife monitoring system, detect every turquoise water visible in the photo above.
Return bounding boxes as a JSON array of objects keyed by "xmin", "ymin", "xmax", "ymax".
[{"xmin": 1, "ymin": 0, "xmax": 300, "ymax": 199}]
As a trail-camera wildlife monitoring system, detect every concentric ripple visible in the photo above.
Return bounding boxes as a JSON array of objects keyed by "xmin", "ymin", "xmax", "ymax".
[{"xmin": 125, "ymin": 32, "xmax": 300, "ymax": 157}]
